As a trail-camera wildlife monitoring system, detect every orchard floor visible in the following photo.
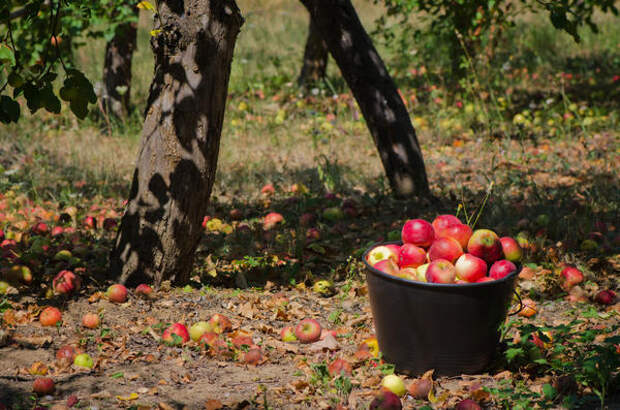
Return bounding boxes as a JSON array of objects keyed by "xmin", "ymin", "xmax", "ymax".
[{"xmin": 0, "ymin": 102, "xmax": 618, "ymax": 409}]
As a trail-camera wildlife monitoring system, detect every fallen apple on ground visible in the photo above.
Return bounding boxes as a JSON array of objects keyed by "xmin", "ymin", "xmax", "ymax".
[
  {"xmin": 81, "ymin": 313, "xmax": 100, "ymax": 329},
  {"xmin": 189, "ymin": 321, "xmax": 212, "ymax": 342},
  {"xmin": 32, "ymin": 377, "xmax": 54, "ymax": 395},
  {"xmin": 106, "ymin": 284, "xmax": 127, "ymax": 303},
  {"xmin": 295, "ymin": 318, "xmax": 322, "ymax": 343},
  {"xmin": 381, "ymin": 374, "xmax": 406, "ymax": 397},
  {"xmin": 162, "ymin": 323, "xmax": 190, "ymax": 345},
  {"xmin": 74, "ymin": 353, "xmax": 94, "ymax": 369},
  {"xmin": 40, "ymin": 307, "xmax": 62, "ymax": 326},
  {"xmin": 280, "ymin": 326, "xmax": 297, "ymax": 342}
]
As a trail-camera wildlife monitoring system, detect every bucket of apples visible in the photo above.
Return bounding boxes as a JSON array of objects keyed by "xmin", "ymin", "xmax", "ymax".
[{"xmin": 363, "ymin": 214, "xmax": 523, "ymax": 376}]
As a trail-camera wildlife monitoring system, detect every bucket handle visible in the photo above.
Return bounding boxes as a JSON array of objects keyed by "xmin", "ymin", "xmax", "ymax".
[{"xmin": 508, "ymin": 289, "xmax": 524, "ymax": 316}]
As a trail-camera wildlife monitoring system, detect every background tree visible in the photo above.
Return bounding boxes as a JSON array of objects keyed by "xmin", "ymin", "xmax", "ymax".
[
  {"xmin": 297, "ymin": 17, "xmax": 328, "ymax": 87},
  {"xmin": 300, "ymin": 0, "xmax": 430, "ymax": 198},
  {"xmin": 373, "ymin": 0, "xmax": 618, "ymax": 79}
]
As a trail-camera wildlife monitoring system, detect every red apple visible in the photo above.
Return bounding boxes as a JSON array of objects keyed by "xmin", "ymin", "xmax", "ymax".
[
  {"xmin": 367, "ymin": 245, "xmax": 398, "ymax": 266},
  {"xmin": 369, "ymin": 390, "xmax": 402, "ymax": 410},
  {"xmin": 263, "ymin": 212, "xmax": 284, "ymax": 230},
  {"xmin": 208, "ymin": 313, "xmax": 232, "ymax": 334},
  {"xmin": 162, "ymin": 323, "xmax": 190, "ymax": 345},
  {"xmin": 56, "ymin": 345, "xmax": 77, "ymax": 364},
  {"xmin": 489, "ymin": 260, "xmax": 517, "ymax": 280},
  {"xmin": 53, "ymin": 270, "xmax": 81, "ymax": 295},
  {"xmin": 328, "ymin": 358, "xmax": 352, "ymax": 377},
  {"xmin": 427, "ymin": 236, "xmax": 463, "ymax": 263},
  {"xmin": 83, "ymin": 216, "xmax": 97, "ymax": 229},
  {"xmin": 467, "ymin": 229, "xmax": 502, "ymax": 263},
  {"xmin": 476, "ymin": 276, "xmax": 495, "ymax": 283},
  {"xmin": 32, "ymin": 377, "xmax": 55, "ymax": 395},
  {"xmin": 51, "ymin": 226, "xmax": 64, "ymax": 236},
  {"xmin": 241, "ymin": 347, "xmax": 263, "ymax": 365},
  {"xmin": 437, "ymin": 224, "xmax": 473, "ymax": 249},
  {"xmin": 431, "ymin": 214, "xmax": 461, "ymax": 232},
  {"xmin": 198, "ymin": 331, "xmax": 219, "ymax": 348},
  {"xmin": 594, "ymin": 290, "xmax": 616, "ymax": 305},
  {"xmin": 560, "ymin": 266, "xmax": 583, "ymax": 289},
  {"xmin": 295, "ymin": 318, "xmax": 322, "ymax": 343},
  {"xmin": 40, "ymin": 307, "xmax": 62, "ymax": 326},
  {"xmin": 32, "ymin": 222, "xmax": 49, "ymax": 236},
  {"xmin": 500, "ymin": 237, "xmax": 522, "ymax": 262},
  {"xmin": 455, "ymin": 254, "xmax": 488, "ymax": 282},
  {"xmin": 398, "ymin": 243, "xmax": 426, "ymax": 268},
  {"xmin": 106, "ymin": 284, "xmax": 127, "ymax": 303},
  {"xmin": 81, "ymin": 313, "xmax": 100, "ymax": 329},
  {"xmin": 231, "ymin": 335, "xmax": 255, "ymax": 349},
  {"xmin": 402, "ymin": 219, "xmax": 435, "ymax": 248},
  {"xmin": 261, "ymin": 184, "xmax": 275, "ymax": 195},
  {"xmin": 456, "ymin": 399, "xmax": 482, "ymax": 410},
  {"xmin": 280, "ymin": 326, "xmax": 297, "ymax": 342},
  {"xmin": 135, "ymin": 283, "xmax": 153, "ymax": 298},
  {"xmin": 374, "ymin": 259, "xmax": 399, "ymax": 276},
  {"xmin": 426, "ymin": 259, "xmax": 456, "ymax": 283}
]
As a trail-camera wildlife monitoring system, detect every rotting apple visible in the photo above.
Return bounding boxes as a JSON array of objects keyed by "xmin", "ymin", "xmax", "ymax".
[
  {"xmin": 328, "ymin": 358, "xmax": 352, "ymax": 377},
  {"xmin": 208, "ymin": 313, "xmax": 232, "ymax": 334},
  {"xmin": 369, "ymin": 390, "xmax": 402, "ymax": 410},
  {"xmin": 53, "ymin": 270, "xmax": 80, "ymax": 295}
]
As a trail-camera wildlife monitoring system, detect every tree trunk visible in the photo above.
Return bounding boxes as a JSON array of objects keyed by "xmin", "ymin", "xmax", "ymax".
[
  {"xmin": 298, "ymin": 18, "xmax": 328, "ymax": 86},
  {"xmin": 300, "ymin": 0, "xmax": 430, "ymax": 197},
  {"xmin": 102, "ymin": 14, "xmax": 138, "ymax": 118},
  {"xmin": 109, "ymin": 0, "xmax": 244, "ymax": 286}
]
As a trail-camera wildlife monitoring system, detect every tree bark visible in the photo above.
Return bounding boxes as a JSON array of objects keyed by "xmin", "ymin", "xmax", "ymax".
[
  {"xmin": 102, "ymin": 14, "xmax": 138, "ymax": 118},
  {"xmin": 109, "ymin": 0, "xmax": 243, "ymax": 286},
  {"xmin": 300, "ymin": 0, "xmax": 430, "ymax": 197},
  {"xmin": 298, "ymin": 17, "xmax": 328, "ymax": 86}
]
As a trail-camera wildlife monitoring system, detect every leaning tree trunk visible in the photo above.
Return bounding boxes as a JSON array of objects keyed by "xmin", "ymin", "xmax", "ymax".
[
  {"xmin": 301, "ymin": 0, "xmax": 430, "ymax": 197},
  {"xmin": 298, "ymin": 18, "xmax": 328, "ymax": 86},
  {"xmin": 102, "ymin": 13, "xmax": 138, "ymax": 118},
  {"xmin": 109, "ymin": 0, "xmax": 244, "ymax": 286}
]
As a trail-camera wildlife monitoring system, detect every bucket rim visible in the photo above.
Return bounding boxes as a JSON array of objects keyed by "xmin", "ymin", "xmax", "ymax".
[{"xmin": 363, "ymin": 241, "xmax": 520, "ymax": 288}]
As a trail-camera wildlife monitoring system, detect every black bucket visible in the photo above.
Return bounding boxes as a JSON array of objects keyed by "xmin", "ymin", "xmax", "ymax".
[{"xmin": 363, "ymin": 241, "xmax": 520, "ymax": 376}]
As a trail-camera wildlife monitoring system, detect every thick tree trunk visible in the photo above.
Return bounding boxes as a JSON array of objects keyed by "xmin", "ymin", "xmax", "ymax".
[
  {"xmin": 109, "ymin": 0, "xmax": 243, "ymax": 286},
  {"xmin": 298, "ymin": 18, "xmax": 328, "ymax": 86},
  {"xmin": 102, "ymin": 14, "xmax": 138, "ymax": 118},
  {"xmin": 300, "ymin": 0, "xmax": 430, "ymax": 197}
]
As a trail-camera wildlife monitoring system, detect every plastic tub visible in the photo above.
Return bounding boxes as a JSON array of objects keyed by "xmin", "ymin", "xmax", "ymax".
[{"xmin": 363, "ymin": 242, "xmax": 520, "ymax": 376}]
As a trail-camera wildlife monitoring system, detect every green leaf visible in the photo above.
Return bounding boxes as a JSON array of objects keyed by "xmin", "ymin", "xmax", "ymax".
[
  {"xmin": 505, "ymin": 347, "xmax": 524, "ymax": 362},
  {"xmin": 542, "ymin": 383, "xmax": 556, "ymax": 400},
  {"xmin": 0, "ymin": 46, "xmax": 15, "ymax": 66},
  {"xmin": 0, "ymin": 95, "xmax": 21, "ymax": 123}
]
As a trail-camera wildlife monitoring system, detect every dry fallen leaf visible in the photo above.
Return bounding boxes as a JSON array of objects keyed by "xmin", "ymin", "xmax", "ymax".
[{"xmin": 309, "ymin": 333, "xmax": 339, "ymax": 352}]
